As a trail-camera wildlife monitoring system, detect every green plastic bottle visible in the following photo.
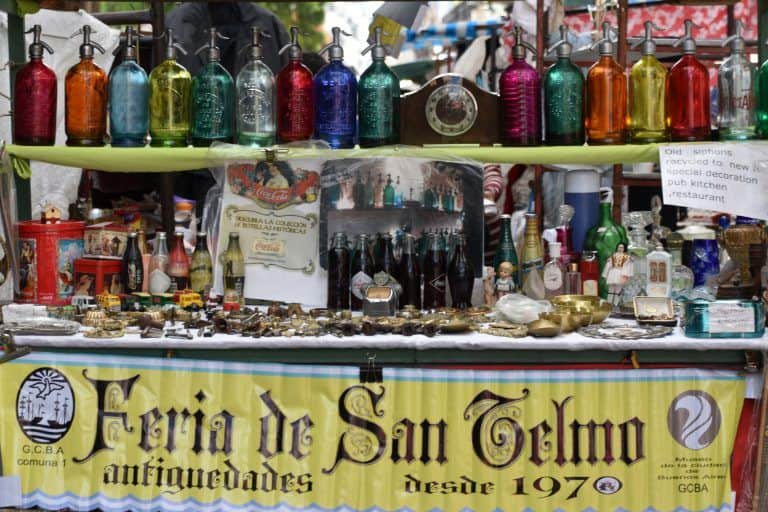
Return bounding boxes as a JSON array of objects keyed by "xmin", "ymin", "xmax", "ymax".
[
  {"xmin": 358, "ymin": 27, "xmax": 400, "ymax": 147},
  {"xmin": 628, "ymin": 21, "xmax": 668, "ymax": 143},
  {"xmin": 584, "ymin": 188, "xmax": 628, "ymax": 298}
]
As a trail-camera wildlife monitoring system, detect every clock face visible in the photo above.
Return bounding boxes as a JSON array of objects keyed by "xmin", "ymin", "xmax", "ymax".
[{"xmin": 425, "ymin": 84, "xmax": 478, "ymax": 137}]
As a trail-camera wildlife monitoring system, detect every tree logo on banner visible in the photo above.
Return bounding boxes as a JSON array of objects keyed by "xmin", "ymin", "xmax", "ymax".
[
  {"xmin": 667, "ymin": 390, "xmax": 722, "ymax": 450},
  {"xmin": 16, "ymin": 367, "xmax": 75, "ymax": 444}
]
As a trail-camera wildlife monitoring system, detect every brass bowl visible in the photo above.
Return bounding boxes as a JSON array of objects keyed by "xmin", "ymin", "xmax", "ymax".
[
  {"xmin": 527, "ymin": 318, "xmax": 562, "ymax": 337},
  {"xmin": 552, "ymin": 295, "xmax": 601, "ymax": 310},
  {"xmin": 571, "ymin": 311, "xmax": 594, "ymax": 327},
  {"xmin": 591, "ymin": 301, "xmax": 613, "ymax": 324},
  {"xmin": 541, "ymin": 312, "xmax": 579, "ymax": 333}
]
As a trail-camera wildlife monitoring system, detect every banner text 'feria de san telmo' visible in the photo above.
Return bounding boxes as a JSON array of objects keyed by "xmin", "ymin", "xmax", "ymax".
[{"xmin": 0, "ymin": 352, "xmax": 747, "ymax": 511}]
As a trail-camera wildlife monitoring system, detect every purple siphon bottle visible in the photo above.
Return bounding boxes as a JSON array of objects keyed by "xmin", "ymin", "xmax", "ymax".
[{"xmin": 499, "ymin": 26, "xmax": 541, "ymax": 146}]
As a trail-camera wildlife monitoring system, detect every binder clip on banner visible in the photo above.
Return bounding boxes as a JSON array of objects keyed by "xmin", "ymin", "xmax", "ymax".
[{"xmin": 360, "ymin": 352, "xmax": 383, "ymax": 383}]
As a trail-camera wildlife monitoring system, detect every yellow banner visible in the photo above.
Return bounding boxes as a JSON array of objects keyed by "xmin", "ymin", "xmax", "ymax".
[{"xmin": 0, "ymin": 352, "xmax": 745, "ymax": 511}]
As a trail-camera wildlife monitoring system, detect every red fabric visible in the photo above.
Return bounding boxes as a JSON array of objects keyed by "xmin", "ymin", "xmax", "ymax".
[{"xmin": 502, "ymin": 164, "xmax": 527, "ymax": 214}]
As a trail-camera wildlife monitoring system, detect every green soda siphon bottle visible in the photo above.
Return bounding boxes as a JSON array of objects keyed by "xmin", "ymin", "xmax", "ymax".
[
  {"xmin": 191, "ymin": 28, "xmax": 234, "ymax": 146},
  {"xmin": 543, "ymin": 25, "xmax": 584, "ymax": 145},
  {"xmin": 358, "ymin": 27, "xmax": 400, "ymax": 147}
]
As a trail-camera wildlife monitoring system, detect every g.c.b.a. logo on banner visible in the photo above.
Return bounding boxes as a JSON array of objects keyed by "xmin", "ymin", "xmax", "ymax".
[{"xmin": 16, "ymin": 367, "xmax": 75, "ymax": 444}]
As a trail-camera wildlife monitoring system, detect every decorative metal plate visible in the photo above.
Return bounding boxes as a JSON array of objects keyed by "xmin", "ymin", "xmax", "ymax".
[{"xmin": 577, "ymin": 323, "xmax": 674, "ymax": 340}]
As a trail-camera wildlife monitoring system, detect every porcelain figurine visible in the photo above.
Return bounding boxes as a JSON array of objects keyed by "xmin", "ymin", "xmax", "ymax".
[
  {"xmin": 602, "ymin": 243, "xmax": 633, "ymax": 307},
  {"xmin": 495, "ymin": 261, "xmax": 517, "ymax": 300}
]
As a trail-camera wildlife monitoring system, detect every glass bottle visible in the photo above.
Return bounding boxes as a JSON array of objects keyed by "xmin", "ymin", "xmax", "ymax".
[
  {"xmin": 236, "ymin": 27, "xmax": 276, "ymax": 147},
  {"xmin": 364, "ymin": 171, "xmax": 374, "ymax": 207},
  {"xmin": 448, "ymin": 234, "xmax": 474, "ymax": 309},
  {"xmin": 148, "ymin": 231, "xmax": 170, "ymax": 294},
  {"xmin": 314, "ymin": 27, "xmax": 357, "ymax": 149},
  {"xmin": 667, "ymin": 232, "xmax": 694, "ymax": 301},
  {"xmin": 191, "ymin": 28, "xmax": 234, "ymax": 146},
  {"xmin": 757, "ymin": 44, "xmax": 768, "ymax": 138},
  {"xmin": 121, "ymin": 232, "xmax": 143, "ymax": 294},
  {"xmin": 190, "ymin": 232, "xmax": 213, "ymax": 297},
  {"xmin": 383, "ymin": 174, "xmax": 395, "ymax": 207},
  {"xmin": 646, "ymin": 243, "xmax": 672, "ymax": 297},
  {"xmin": 585, "ymin": 22, "xmax": 626, "ymax": 144},
  {"xmin": 717, "ymin": 21, "xmax": 756, "ymax": 141},
  {"xmin": 544, "ymin": 25, "xmax": 584, "ymax": 146},
  {"xmin": 628, "ymin": 22, "xmax": 668, "ymax": 143},
  {"xmin": 358, "ymin": 27, "xmax": 400, "ymax": 147},
  {"xmin": 499, "ymin": 26, "xmax": 540, "ymax": 146},
  {"xmin": 620, "ymin": 211, "xmax": 653, "ymax": 303},
  {"xmin": 543, "ymin": 241, "xmax": 566, "ymax": 298},
  {"xmin": 109, "ymin": 27, "xmax": 149, "ymax": 147},
  {"xmin": 668, "ymin": 20, "xmax": 711, "ymax": 141},
  {"xmin": 374, "ymin": 173, "xmax": 384, "ymax": 208},
  {"xmin": 565, "ymin": 263, "xmax": 583, "ymax": 295},
  {"xmin": 521, "ymin": 213, "xmax": 545, "ymax": 299},
  {"xmin": 423, "ymin": 233, "xmax": 446, "ymax": 309},
  {"xmin": 277, "ymin": 27, "xmax": 314, "ymax": 143},
  {"xmin": 375, "ymin": 233, "xmax": 398, "ymax": 281},
  {"xmin": 222, "ymin": 232, "xmax": 245, "ymax": 310},
  {"xmin": 65, "ymin": 25, "xmax": 107, "ymax": 147},
  {"xmin": 493, "ymin": 214, "xmax": 520, "ymax": 291},
  {"xmin": 168, "ymin": 231, "xmax": 190, "ymax": 292},
  {"xmin": 584, "ymin": 188, "xmax": 629, "ymax": 298},
  {"xmin": 13, "ymin": 25, "xmax": 56, "ymax": 146},
  {"xmin": 543, "ymin": 204, "xmax": 576, "ymax": 265},
  {"xmin": 399, "ymin": 233, "xmax": 421, "ymax": 309},
  {"xmin": 353, "ymin": 173, "xmax": 366, "ymax": 209},
  {"xmin": 350, "ymin": 234, "xmax": 374, "ymax": 311},
  {"xmin": 327, "ymin": 233, "xmax": 350, "ymax": 311},
  {"xmin": 149, "ymin": 29, "xmax": 191, "ymax": 147},
  {"xmin": 138, "ymin": 229, "xmax": 151, "ymax": 292},
  {"xmin": 580, "ymin": 251, "xmax": 600, "ymax": 296}
]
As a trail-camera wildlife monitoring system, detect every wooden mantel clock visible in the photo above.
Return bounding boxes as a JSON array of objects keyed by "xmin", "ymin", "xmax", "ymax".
[{"xmin": 400, "ymin": 73, "xmax": 499, "ymax": 145}]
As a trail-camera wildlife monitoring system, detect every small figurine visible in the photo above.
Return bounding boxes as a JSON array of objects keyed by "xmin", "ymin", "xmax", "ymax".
[
  {"xmin": 483, "ymin": 266, "xmax": 496, "ymax": 306},
  {"xmin": 602, "ymin": 243, "xmax": 633, "ymax": 307},
  {"xmin": 495, "ymin": 261, "xmax": 517, "ymax": 300},
  {"xmin": 41, "ymin": 203, "xmax": 61, "ymax": 224}
]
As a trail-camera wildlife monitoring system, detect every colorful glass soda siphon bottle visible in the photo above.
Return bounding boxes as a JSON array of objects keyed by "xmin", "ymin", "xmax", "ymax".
[
  {"xmin": 499, "ymin": 26, "xmax": 540, "ymax": 146},
  {"xmin": 65, "ymin": 25, "xmax": 107, "ymax": 146},
  {"xmin": 358, "ymin": 27, "xmax": 400, "ymax": 147},
  {"xmin": 544, "ymin": 25, "xmax": 584, "ymax": 145},
  {"xmin": 585, "ymin": 22, "xmax": 626, "ymax": 144},
  {"xmin": 668, "ymin": 20, "xmax": 710, "ymax": 141},
  {"xmin": 628, "ymin": 21, "xmax": 668, "ymax": 143},
  {"xmin": 13, "ymin": 25, "xmax": 56, "ymax": 145},
  {"xmin": 717, "ymin": 21, "xmax": 756, "ymax": 140},
  {"xmin": 584, "ymin": 187, "xmax": 629, "ymax": 299},
  {"xmin": 236, "ymin": 27, "xmax": 276, "ymax": 147},
  {"xmin": 314, "ymin": 27, "xmax": 357, "ymax": 149},
  {"xmin": 148, "ymin": 29, "xmax": 191, "ymax": 147},
  {"xmin": 277, "ymin": 27, "xmax": 314, "ymax": 142},
  {"xmin": 191, "ymin": 28, "xmax": 234, "ymax": 146},
  {"xmin": 758, "ymin": 38, "xmax": 768, "ymax": 137},
  {"xmin": 109, "ymin": 27, "xmax": 148, "ymax": 147}
]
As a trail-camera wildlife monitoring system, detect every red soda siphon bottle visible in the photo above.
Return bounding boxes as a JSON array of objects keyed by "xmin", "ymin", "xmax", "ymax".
[
  {"xmin": 668, "ymin": 20, "xmax": 711, "ymax": 141},
  {"xmin": 14, "ymin": 25, "xmax": 56, "ymax": 145},
  {"xmin": 276, "ymin": 26, "xmax": 314, "ymax": 142}
]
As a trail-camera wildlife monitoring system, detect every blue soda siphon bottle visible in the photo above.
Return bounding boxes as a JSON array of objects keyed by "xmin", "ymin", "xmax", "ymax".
[
  {"xmin": 236, "ymin": 27, "xmax": 275, "ymax": 147},
  {"xmin": 544, "ymin": 25, "xmax": 584, "ymax": 145},
  {"xmin": 358, "ymin": 27, "xmax": 400, "ymax": 147},
  {"xmin": 314, "ymin": 27, "xmax": 357, "ymax": 149},
  {"xmin": 191, "ymin": 28, "xmax": 234, "ymax": 146},
  {"xmin": 108, "ymin": 27, "xmax": 148, "ymax": 147}
]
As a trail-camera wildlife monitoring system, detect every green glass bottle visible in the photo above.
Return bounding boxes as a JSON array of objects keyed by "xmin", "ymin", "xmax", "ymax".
[
  {"xmin": 544, "ymin": 25, "xmax": 584, "ymax": 145},
  {"xmin": 756, "ymin": 47, "xmax": 768, "ymax": 138},
  {"xmin": 358, "ymin": 27, "xmax": 400, "ymax": 147},
  {"xmin": 383, "ymin": 173, "xmax": 395, "ymax": 207},
  {"xmin": 149, "ymin": 29, "xmax": 191, "ymax": 147},
  {"xmin": 493, "ymin": 214, "xmax": 519, "ymax": 291},
  {"xmin": 628, "ymin": 22, "xmax": 668, "ymax": 143},
  {"xmin": 191, "ymin": 28, "xmax": 234, "ymax": 146},
  {"xmin": 584, "ymin": 188, "xmax": 629, "ymax": 299}
]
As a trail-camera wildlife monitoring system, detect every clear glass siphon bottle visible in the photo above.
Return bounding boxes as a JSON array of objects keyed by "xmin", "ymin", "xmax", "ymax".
[
  {"xmin": 314, "ymin": 27, "xmax": 357, "ymax": 149},
  {"xmin": 13, "ymin": 25, "xmax": 56, "ymax": 145},
  {"xmin": 358, "ymin": 27, "xmax": 400, "ymax": 147},
  {"xmin": 585, "ymin": 22, "xmax": 627, "ymax": 144},
  {"xmin": 717, "ymin": 21, "xmax": 756, "ymax": 141},
  {"xmin": 521, "ymin": 213, "xmax": 545, "ymax": 299},
  {"xmin": 499, "ymin": 26, "xmax": 541, "ymax": 146},
  {"xmin": 149, "ymin": 29, "xmax": 191, "ymax": 147},
  {"xmin": 236, "ymin": 27, "xmax": 276, "ymax": 147},
  {"xmin": 222, "ymin": 232, "xmax": 245, "ymax": 310},
  {"xmin": 628, "ymin": 22, "xmax": 668, "ymax": 143},
  {"xmin": 148, "ymin": 231, "xmax": 170, "ymax": 294},
  {"xmin": 543, "ymin": 241, "xmax": 565, "ymax": 298},
  {"xmin": 667, "ymin": 232, "xmax": 694, "ymax": 301},
  {"xmin": 565, "ymin": 262, "xmax": 583, "ymax": 294},
  {"xmin": 189, "ymin": 232, "xmax": 213, "ymax": 297},
  {"xmin": 65, "ymin": 25, "xmax": 107, "ymax": 147},
  {"xmin": 668, "ymin": 20, "xmax": 711, "ymax": 141},
  {"xmin": 191, "ymin": 28, "xmax": 235, "ymax": 146},
  {"xmin": 646, "ymin": 243, "xmax": 672, "ymax": 297},
  {"xmin": 544, "ymin": 25, "xmax": 584, "ymax": 145}
]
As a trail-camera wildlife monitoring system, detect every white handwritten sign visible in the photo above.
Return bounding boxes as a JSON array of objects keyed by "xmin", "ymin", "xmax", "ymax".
[{"xmin": 659, "ymin": 143, "xmax": 768, "ymax": 220}]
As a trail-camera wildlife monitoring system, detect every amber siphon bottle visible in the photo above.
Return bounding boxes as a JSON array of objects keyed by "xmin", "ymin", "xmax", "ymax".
[
  {"xmin": 65, "ymin": 25, "xmax": 107, "ymax": 146},
  {"xmin": 327, "ymin": 233, "xmax": 350, "ymax": 311},
  {"xmin": 585, "ymin": 22, "xmax": 627, "ymax": 144}
]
